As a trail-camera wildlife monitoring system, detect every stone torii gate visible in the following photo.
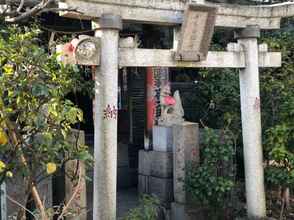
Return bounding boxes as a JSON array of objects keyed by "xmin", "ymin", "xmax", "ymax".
[{"xmin": 57, "ymin": 1, "xmax": 294, "ymax": 220}]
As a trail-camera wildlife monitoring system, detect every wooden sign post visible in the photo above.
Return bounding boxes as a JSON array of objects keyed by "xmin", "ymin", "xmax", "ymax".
[{"xmin": 175, "ymin": 4, "xmax": 217, "ymax": 61}]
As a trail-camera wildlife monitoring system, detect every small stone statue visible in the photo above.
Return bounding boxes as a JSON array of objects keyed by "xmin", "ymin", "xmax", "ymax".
[{"xmin": 158, "ymin": 84, "xmax": 185, "ymax": 126}]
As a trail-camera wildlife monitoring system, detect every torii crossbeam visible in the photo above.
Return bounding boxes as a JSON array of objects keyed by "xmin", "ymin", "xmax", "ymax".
[{"xmin": 59, "ymin": 0, "xmax": 294, "ymax": 29}]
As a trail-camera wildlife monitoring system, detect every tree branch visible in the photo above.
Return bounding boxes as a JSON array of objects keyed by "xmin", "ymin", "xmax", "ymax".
[
  {"xmin": 1, "ymin": 0, "xmax": 77, "ymax": 23},
  {"xmin": 5, "ymin": 0, "xmax": 55, "ymax": 23}
]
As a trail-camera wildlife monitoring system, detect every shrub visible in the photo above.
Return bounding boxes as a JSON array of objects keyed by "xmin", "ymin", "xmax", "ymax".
[
  {"xmin": 123, "ymin": 194, "xmax": 161, "ymax": 220},
  {"xmin": 185, "ymin": 127, "xmax": 235, "ymax": 210}
]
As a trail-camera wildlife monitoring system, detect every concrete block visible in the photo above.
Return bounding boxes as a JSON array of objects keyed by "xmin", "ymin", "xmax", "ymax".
[
  {"xmin": 149, "ymin": 176, "xmax": 173, "ymax": 204},
  {"xmin": 138, "ymin": 150, "xmax": 151, "ymax": 176},
  {"xmin": 138, "ymin": 175, "xmax": 149, "ymax": 194},
  {"xmin": 150, "ymin": 151, "xmax": 173, "ymax": 178},
  {"xmin": 153, "ymin": 126, "xmax": 173, "ymax": 152},
  {"xmin": 173, "ymin": 122, "xmax": 199, "ymax": 204}
]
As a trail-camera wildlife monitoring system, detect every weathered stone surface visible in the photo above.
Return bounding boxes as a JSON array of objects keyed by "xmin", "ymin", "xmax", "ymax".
[
  {"xmin": 153, "ymin": 126, "xmax": 173, "ymax": 152},
  {"xmin": 65, "ymin": 160, "xmax": 87, "ymax": 220},
  {"xmin": 158, "ymin": 88, "xmax": 185, "ymax": 127},
  {"xmin": 138, "ymin": 150, "xmax": 151, "ymax": 176},
  {"xmin": 119, "ymin": 49, "xmax": 281, "ymax": 68},
  {"xmin": 173, "ymin": 122, "xmax": 199, "ymax": 204},
  {"xmin": 65, "ymin": 130, "xmax": 87, "ymax": 220},
  {"xmin": 150, "ymin": 151, "xmax": 173, "ymax": 178},
  {"xmin": 60, "ymin": 0, "xmax": 294, "ymax": 29},
  {"xmin": 138, "ymin": 175, "xmax": 149, "ymax": 195},
  {"xmin": 149, "ymin": 176, "xmax": 173, "ymax": 204}
]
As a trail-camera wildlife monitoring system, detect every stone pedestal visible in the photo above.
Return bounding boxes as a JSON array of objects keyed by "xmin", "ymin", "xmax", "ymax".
[
  {"xmin": 65, "ymin": 130, "xmax": 87, "ymax": 220},
  {"xmin": 150, "ymin": 151, "xmax": 173, "ymax": 178},
  {"xmin": 138, "ymin": 174, "xmax": 149, "ymax": 194},
  {"xmin": 173, "ymin": 122, "xmax": 199, "ymax": 204},
  {"xmin": 139, "ymin": 123, "xmax": 200, "ymax": 216},
  {"xmin": 138, "ymin": 150, "xmax": 151, "ymax": 176},
  {"xmin": 138, "ymin": 150, "xmax": 173, "ymax": 204},
  {"xmin": 149, "ymin": 176, "xmax": 173, "ymax": 205},
  {"xmin": 138, "ymin": 150, "xmax": 151, "ymax": 195},
  {"xmin": 153, "ymin": 126, "xmax": 173, "ymax": 152}
]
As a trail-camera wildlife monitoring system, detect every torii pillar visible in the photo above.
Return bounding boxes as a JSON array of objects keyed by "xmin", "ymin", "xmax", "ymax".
[
  {"xmin": 93, "ymin": 14, "xmax": 122, "ymax": 220},
  {"xmin": 235, "ymin": 25, "xmax": 266, "ymax": 218}
]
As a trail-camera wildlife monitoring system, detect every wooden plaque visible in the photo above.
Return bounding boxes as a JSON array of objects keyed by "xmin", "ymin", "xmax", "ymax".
[{"xmin": 175, "ymin": 4, "xmax": 217, "ymax": 62}]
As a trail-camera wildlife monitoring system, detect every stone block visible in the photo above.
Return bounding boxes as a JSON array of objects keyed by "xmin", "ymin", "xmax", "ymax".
[
  {"xmin": 138, "ymin": 175, "xmax": 149, "ymax": 194},
  {"xmin": 138, "ymin": 150, "xmax": 151, "ymax": 176},
  {"xmin": 173, "ymin": 122, "xmax": 199, "ymax": 204},
  {"xmin": 65, "ymin": 130, "xmax": 87, "ymax": 220},
  {"xmin": 153, "ymin": 126, "xmax": 173, "ymax": 152},
  {"xmin": 150, "ymin": 151, "xmax": 173, "ymax": 178},
  {"xmin": 149, "ymin": 176, "xmax": 173, "ymax": 204},
  {"xmin": 65, "ymin": 161, "xmax": 87, "ymax": 220}
]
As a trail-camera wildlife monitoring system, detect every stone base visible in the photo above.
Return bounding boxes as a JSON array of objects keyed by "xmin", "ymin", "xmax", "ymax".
[
  {"xmin": 153, "ymin": 126, "xmax": 173, "ymax": 152},
  {"xmin": 173, "ymin": 122, "xmax": 199, "ymax": 204},
  {"xmin": 139, "ymin": 150, "xmax": 173, "ymax": 178},
  {"xmin": 150, "ymin": 151, "xmax": 173, "ymax": 178},
  {"xmin": 149, "ymin": 176, "xmax": 173, "ymax": 205},
  {"xmin": 138, "ymin": 174, "xmax": 149, "ymax": 194},
  {"xmin": 138, "ymin": 150, "xmax": 151, "ymax": 176}
]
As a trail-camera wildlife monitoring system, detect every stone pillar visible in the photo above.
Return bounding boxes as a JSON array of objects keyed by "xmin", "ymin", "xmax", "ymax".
[
  {"xmin": 65, "ymin": 130, "xmax": 87, "ymax": 220},
  {"xmin": 235, "ymin": 25, "xmax": 266, "ymax": 219},
  {"xmin": 173, "ymin": 122, "xmax": 199, "ymax": 204},
  {"xmin": 93, "ymin": 14, "xmax": 122, "ymax": 220}
]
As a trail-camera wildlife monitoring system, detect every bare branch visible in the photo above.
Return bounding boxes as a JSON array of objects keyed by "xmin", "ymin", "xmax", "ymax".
[
  {"xmin": 0, "ymin": 0, "xmax": 41, "ymax": 5},
  {"xmin": 1, "ymin": 0, "xmax": 81, "ymax": 23},
  {"xmin": 40, "ymin": 7, "xmax": 80, "ymax": 14},
  {"xmin": 6, "ymin": 192, "xmax": 37, "ymax": 219},
  {"xmin": 5, "ymin": 0, "xmax": 55, "ymax": 23},
  {"xmin": 16, "ymin": 0, "xmax": 24, "ymax": 13}
]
